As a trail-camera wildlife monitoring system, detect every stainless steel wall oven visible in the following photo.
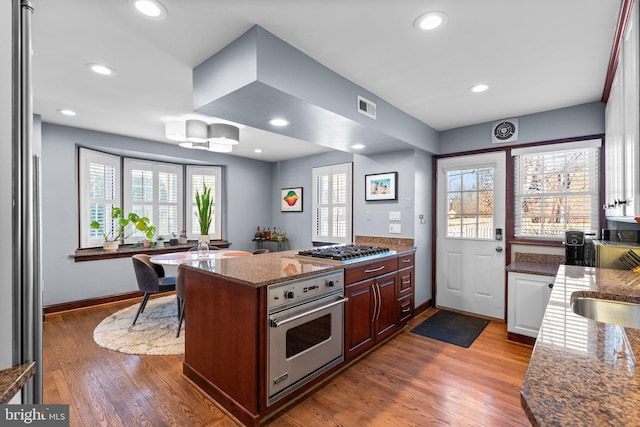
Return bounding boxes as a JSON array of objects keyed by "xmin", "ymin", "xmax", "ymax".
[{"xmin": 266, "ymin": 270, "xmax": 346, "ymax": 406}]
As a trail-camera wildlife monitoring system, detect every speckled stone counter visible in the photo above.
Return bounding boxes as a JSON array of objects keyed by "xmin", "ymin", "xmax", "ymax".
[
  {"xmin": 180, "ymin": 244, "xmax": 417, "ymax": 287},
  {"xmin": 0, "ymin": 362, "xmax": 35, "ymax": 404},
  {"xmin": 506, "ymin": 253, "xmax": 564, "ymax": 276},
  {"xmin": 521, "ymin": 265, "xmax": 640, "ymax": 426}
]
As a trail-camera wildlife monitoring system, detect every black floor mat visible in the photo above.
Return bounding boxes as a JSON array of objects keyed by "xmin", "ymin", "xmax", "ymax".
[{"xmin": 410, "ymin": 310, "xmax": 489, "ymax": 348}]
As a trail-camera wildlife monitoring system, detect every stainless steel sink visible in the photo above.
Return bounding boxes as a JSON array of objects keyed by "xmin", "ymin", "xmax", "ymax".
[{"xmin": 572, "ymin": 297, "xmax": 640, "ymax": 329}]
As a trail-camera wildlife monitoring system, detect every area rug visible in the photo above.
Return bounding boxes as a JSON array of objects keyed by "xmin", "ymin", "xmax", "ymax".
[
  {"xmin": 410, "ymin": 310, "xmax": 489, "ymax": 348},
  {"xmin": 93, "ymin": 295, "xmax": 184, "ymax": 355}
]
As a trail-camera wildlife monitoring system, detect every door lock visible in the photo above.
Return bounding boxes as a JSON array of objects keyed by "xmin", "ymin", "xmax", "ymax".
[{"xmin": 495, "ymin": 246, "xmax": 503, "ymax": 253}]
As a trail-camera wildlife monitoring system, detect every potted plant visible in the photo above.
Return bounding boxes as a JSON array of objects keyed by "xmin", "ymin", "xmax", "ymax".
[
  {"xmin": 178, "ymin": 230, "xmax": 188, "ymax": 245},
  {"xmin": 195, "ymin": 183, "xmax": 213, "ymax": 244},
  {"xmin": 90, "ymin": 207, "xmax": 157, "ymax": 251}
]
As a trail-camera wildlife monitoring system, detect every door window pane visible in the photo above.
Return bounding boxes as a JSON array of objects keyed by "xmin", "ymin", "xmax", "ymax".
[{"xmin": 447, "ymin": 167, "xmax": 495, "ymax": 239}]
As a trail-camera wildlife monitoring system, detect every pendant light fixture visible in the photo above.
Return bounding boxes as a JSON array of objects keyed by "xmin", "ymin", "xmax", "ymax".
[
  {"xmin": 166, "ymin": 118, "xmax": 240, "ymax": 152},
  {"xmin": 208, "ymin": 123, "xmax": 240, "ymax": 145}
]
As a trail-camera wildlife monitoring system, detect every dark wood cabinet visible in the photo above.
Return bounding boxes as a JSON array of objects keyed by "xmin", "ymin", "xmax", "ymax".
[
  {"xmin": 397, "ymin": 253, "xmax": 415, "ymax": 326},
  {"xmin": 344, "ymin": 256, "xmax": 407, "ymax": 361}
]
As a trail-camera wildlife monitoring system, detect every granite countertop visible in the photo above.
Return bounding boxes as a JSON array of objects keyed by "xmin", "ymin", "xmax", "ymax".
[
  {"xmin": 0, "ymin": 362, "xmax": 35, "ymax": 404},
  {"xmin": 506, "ymin": 253, "xmax": 564, "ymax": 277},
  {"xmin": 180, "ymin": 244, "xmax": 417, "ymax": 288},
  {"xmin": 520, "ymin": 265, "xmax": 640, "ymax": 426}
]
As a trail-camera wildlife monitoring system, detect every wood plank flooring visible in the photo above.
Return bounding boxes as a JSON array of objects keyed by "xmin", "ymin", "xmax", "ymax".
[{"xmin": 43, "ymin": 298, "xmax": 532, "ymax": 426}]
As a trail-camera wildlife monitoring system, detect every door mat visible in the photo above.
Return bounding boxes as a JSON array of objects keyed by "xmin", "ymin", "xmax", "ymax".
[{"xmin": 410, "ymin": 310, "xmax": 489, "ymax": 348}]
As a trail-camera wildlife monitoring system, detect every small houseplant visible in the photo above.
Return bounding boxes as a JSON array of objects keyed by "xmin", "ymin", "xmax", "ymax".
[
  {"xmin": 178, "ymin": 230, "xmax": 188, "ymax": 245},
  {"xmin": 90, "ymin": 207, "xmax": 156, "ymax": 250},
  {"xmin": 195, "ymin": 183, "xmax": 213, "ymax": 243}
]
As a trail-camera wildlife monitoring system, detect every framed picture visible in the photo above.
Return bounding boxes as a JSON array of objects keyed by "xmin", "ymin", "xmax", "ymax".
[
  {"xmin": 281, "ymin": 187, "xmax": 303, "ymax": 212},
  {"xmin": 365, "ymin": 172, "xmax": 397, "ymax": 201}
]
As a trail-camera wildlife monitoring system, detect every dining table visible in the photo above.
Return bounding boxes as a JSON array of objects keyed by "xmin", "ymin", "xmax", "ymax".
[{"xmin": 149, "ymin": 249, "xmax": 253, "ymax": 267}]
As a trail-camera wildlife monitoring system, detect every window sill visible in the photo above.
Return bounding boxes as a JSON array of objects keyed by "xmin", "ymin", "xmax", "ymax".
[{"xmin": 73, "ymin": 240, "xmax": 231, "ymax": 262}]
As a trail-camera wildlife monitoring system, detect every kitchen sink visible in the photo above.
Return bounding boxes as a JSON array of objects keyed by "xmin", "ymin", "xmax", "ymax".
[{"xmin": 572, "ymin": 296, "xmax": 640, "ymax": 329}]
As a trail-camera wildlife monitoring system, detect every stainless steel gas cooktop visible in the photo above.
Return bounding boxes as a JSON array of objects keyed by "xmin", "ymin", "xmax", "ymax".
[{"xmin": 296, "ymin": 245, "xmax": 395, "ymax": 265}]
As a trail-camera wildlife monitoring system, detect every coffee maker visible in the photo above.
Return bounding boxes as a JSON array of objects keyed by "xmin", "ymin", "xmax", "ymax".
[{"xmin": 564, "ymin": 230, "xmax": 595, "ymax": 266}]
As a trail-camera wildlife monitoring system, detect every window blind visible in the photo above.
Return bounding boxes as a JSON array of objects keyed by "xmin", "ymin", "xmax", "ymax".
[
  {"xmin": 186, "ymin": 165, "xmax": 222, "ymax": 240},
  {"xmin": 513, "ymin": 143, "xmax": 600, "ymax": 239}
]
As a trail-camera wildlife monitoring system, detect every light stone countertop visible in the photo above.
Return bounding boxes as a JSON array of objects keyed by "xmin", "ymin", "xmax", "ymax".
[
  {"xmin": 179, "ymin": 245, "xmax": 417, "ymax": 287},
  {"xmin": 520, "ymin": 265, "xmax": 640, "ymax": 426}
]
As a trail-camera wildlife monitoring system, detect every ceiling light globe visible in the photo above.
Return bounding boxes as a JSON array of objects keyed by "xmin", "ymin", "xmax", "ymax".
[{"xmin": 414, "ymin": 11, "xmax": 448, "ymax": 31}]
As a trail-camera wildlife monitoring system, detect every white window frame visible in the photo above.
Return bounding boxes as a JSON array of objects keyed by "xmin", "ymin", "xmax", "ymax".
[
  {"xmin": 186, "ymin": 165, "xmax": 222, "ymax": 240},
  {"xmin": 78, "ymin": 148, "xmax": 121, "ymax": 248},
  {"xmin": 512, "ymin": 139, "xmax": 601, "ymax": 240},
  {"xmin": 123, "ymin": 158, "xmax": 184, "ymax": 243},
  {"xmin": 312, "ymin": 162, "xmax": 353, "ymax": 245}
]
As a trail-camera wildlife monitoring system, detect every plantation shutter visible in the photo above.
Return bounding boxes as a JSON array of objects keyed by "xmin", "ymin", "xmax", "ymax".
[
  {"xmin": 512, "ymin": 139, "xmax": 601, "ymax": 239},
  {"xmin": 312, "ymin": 163, "xmax": 353, "ymax": 244},
  {"xmin": 186, "ymin": 166, "xmax": 222, "ymax": 240},
  {"xmin": 124, "ymin": 159, "xmax": 183, "ymax": 242},
  {"xmin": 79, "ymin": 148, "xmax": 121, "ymax": 248}
]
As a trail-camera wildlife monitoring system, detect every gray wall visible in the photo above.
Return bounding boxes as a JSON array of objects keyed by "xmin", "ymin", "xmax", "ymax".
[
  {"xmin": 41, "ymin": 123, "xmax": 272, "ymax": 306},
  {"xmin": 439, "ymin": 102, "xmax": 605, "ymax": 154},
  {"xmin": 413, "ymin": 150, "xmax": 433, "ymax": 305},
  {"xmin": 271, "ymin": 151, "xmax": 354, "ymax": 249},
  {"xmin": 1, "ymin": 0, "xmax": 12, "ymax": 369}
]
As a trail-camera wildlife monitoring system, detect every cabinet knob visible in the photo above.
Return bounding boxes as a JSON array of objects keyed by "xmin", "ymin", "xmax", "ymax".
[{"xmin": 548, "ymin": 283, "xmax": 554, "ymax": 289}]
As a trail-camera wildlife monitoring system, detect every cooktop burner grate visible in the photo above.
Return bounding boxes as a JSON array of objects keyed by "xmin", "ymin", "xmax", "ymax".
[{"xmin": 297, "ymin": 245, "xmax": 392, "ymax": 262}]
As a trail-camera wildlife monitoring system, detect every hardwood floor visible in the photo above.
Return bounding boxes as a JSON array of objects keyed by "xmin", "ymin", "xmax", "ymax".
[{"xmin": 43, "ymin": 298, "xmax": 533, "ymax": 426}]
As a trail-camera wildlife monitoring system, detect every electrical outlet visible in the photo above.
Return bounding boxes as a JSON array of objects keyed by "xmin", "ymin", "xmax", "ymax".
[
  {"xmin": 389, "ymin": 211, "xmax": 401, "ymax": 221},
  {"xmin": 389, "ymin": 224, "xmax": 401, "ymax": 234}
]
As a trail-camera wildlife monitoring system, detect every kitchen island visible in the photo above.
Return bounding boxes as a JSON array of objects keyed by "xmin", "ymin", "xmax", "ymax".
[
  {"xmin": 179, "ymin": 244, "xmax": 416, "ymax": 426},
  {"xmin": 521, "ymin": 265, "xmax": 640, "ymax": 425}
]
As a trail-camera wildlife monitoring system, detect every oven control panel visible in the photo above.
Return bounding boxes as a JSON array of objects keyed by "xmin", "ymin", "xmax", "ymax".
[{"xmin": 267, "ymin": 269, "xmax": 344, "ymax": 310}]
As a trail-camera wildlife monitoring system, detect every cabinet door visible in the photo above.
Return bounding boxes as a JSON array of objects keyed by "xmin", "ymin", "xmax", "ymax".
[
  {"xmin": 623, "ymin": 2, "xmax": 639, "ymax": 217},
  {"xmin": 374, "ymin": 273, "xmax": 397, "ymax": 341},
  {"xmin": 605, "ymin": 68, "xmax": 626, "ymax": 217},
  {"xmin": 507, "ymin": 272, "xmax": 553, "ymax": 338},
  {"xmin": 344, "ymin": 279, "xmax": 375, "ymax": 360}
]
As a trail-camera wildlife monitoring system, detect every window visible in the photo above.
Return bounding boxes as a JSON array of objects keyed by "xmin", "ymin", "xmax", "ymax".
[
  {"xmin": 513, "ymin": 139, "xmax": 601, "ymax": 239},
  {"xmin": 79, "ymin": 148, "xmax": 121, "ymax": 248},
  {"xmin": 446, "ymin": 167, "xmax": 495, "ymax": 239},
  {"xmin": 78, "ymin": 147, "xmax": 223, "ymax": 248},
  {"xmin": 312, "ymin": 163, "xmax": 352, "ymax": 244},
  {"xmin": 123, "ymin": 159, "xmax": 183, "ymax": 242},
  {"xmin": 186, "ymin": 165, "xmax": 222, "ymax": 240}
]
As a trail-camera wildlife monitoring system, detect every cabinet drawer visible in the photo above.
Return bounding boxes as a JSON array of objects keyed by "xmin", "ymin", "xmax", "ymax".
[
  {"xmin": 398, "ymin": 294, "xmax": 414, "ymax": 324},
  {"xmin": 345, "ymin": 257, "xmax": 398, "ymax": 284},
  {"xmin": 397, "ymin": 267, "xmax": 414, "ymax": 297},
  {"xmin": 397, "ymin": 253, "xmax": 414, "ymax": 268}
]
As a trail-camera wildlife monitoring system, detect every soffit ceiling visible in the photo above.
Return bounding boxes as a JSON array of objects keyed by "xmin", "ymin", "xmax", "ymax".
[{"xmin": 31, "ymin": 0, "xmax": 620, "ymax": 162}]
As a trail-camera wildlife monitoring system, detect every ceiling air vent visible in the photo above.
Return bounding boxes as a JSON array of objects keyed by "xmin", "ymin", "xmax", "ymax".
[{"xmin": 357, "ymin": 95, "xmax": 376, "ymax": 119}]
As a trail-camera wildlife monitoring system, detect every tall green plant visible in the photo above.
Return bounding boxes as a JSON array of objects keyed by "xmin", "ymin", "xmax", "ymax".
[{"xmin": 195, "ymin": 183, "xmax": 213, "ymax": 235}]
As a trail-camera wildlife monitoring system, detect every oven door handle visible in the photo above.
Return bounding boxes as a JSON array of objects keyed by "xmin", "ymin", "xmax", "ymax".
[{"xmin": 269, "ymin": 296, "xmax": 348, "ymax": 328}]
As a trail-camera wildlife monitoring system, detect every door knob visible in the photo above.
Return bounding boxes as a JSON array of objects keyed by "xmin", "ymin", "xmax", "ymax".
[{"xmin": 495, "ymin": 246, "xmax": 503, "ymax": 253}]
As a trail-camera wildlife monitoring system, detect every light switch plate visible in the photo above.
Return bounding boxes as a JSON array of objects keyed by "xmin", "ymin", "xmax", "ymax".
[
  {"xmin": 389, "ymin": 224, "xmax": 401, "ymax": 234},
  {"xmin": 389, "ymin": 211, "xmax": 401, "ymax": 221}
]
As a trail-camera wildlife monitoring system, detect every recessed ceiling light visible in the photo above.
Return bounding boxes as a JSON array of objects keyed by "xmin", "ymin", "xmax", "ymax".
[
  {"xmin": 470, "ymin": 83, "xmax": 490, "ymax": 93},
  {"xmin": 254, "ymin": 149, "xmax": 263, "ymax": 154},
  {"xmin": 269, "ymin": 118, "xmax": 289, "ymax": 127},
  {"xmin": 351, "ymin": 144, "xmax": 366, "ymax": 150},
  {"xmin": 57, "ymin": 109, "xmax": 76, "ymax": 116},
  {"xmin": 86, "ymin": 63, "xmax": 116, "ymax": 76},
  {"xmin": 414, "ymin": 11, "xmax": 448, "ymax": 31},
  {"xmin": 131, "ymin": 0, "xmax": 167, "ymax": 20}
]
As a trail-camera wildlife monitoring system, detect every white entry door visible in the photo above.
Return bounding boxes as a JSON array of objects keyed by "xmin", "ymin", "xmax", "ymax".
[{"xmin": 435, "ymin": 152, "xmax": 506, "ymax": 319}]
